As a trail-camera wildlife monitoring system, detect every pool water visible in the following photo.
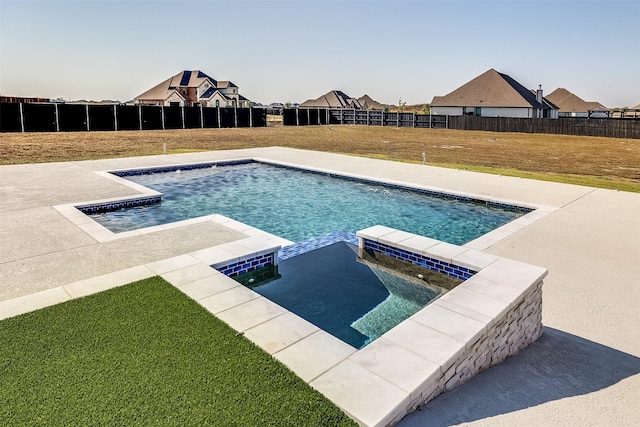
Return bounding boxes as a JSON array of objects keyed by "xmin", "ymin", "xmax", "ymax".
[
  {"xmin": 90, "ymin": 162, "xmax": 524, "ymax": 245},
  {"xmin": 248, "ymin": 242, "xmax": 445, "ymax": 349}
]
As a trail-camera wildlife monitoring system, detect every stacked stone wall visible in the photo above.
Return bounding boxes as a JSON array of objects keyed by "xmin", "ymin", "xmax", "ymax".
[{"xmin": 389, "ymin": 280, "xmax": 544, "ymax": 425}]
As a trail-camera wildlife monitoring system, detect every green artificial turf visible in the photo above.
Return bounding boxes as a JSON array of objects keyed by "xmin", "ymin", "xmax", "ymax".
[{"xmin": 0, "ymin": 277, "xmax": 356, "ymax": 426}]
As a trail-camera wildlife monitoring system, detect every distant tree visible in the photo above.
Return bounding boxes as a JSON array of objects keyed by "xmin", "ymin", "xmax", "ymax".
[
  {"xmin": 421, "ymin": 104, "xmax": 430, "ymax": 115},
  {"xmin": 398, "ymin": 97, "xmax": 406, "ymax": 113},
  {"xmin": 284, "ymin": 101, "xmax": 292, "ymax": 109}
]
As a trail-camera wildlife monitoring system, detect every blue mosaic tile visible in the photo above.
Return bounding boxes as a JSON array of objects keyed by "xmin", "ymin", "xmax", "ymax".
[
  {"xmin": 215, "ymin": 252, "xmax": 275, "ymax": 278},
  {"xmin": 77, "ymin": 196, "xmax": 162, "ymax": 213},
  {"xmin": 363, "ymin": 239, "xmax": 476, "ymax": 281}
]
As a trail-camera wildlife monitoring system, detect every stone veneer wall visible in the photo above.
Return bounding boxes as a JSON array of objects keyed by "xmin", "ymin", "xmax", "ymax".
[
  {"xmin": 390, "ymin": 280, "xmax": 544, "ymax": 425},
  {"xmin": 357, "ymin": 226, "xmax": 545, "ymax": 426}
]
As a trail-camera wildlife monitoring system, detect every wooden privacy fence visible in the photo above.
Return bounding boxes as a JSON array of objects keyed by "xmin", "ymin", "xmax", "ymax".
[
  {"xmin": 447, "ymin": 115, "xmax": 640, "ymax": 139},
  {"xmin": 283, "ymin": 108, "xmax": 640, "ymax": 139},
  {"xmin": 0, "ymin": 103, "xmax": 267, "ymax": 132}
]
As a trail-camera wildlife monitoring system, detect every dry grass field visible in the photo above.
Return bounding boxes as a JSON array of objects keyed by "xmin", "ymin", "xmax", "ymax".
[{"xmin": 1, "ymin": 125, "xmax": 639, "ymax": 192}]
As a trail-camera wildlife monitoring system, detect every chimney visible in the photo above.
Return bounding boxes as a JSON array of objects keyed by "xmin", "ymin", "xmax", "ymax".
[{"xmin": 536, "ymin": 85, "xmax": 543, "ymax": 104}]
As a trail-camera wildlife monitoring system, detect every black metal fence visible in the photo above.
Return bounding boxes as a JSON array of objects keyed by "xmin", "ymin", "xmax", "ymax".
[
  {"xmin": 283, "ymin": 108, "xmax": 449, "ymax": 129},
  {"xmin": 0, "ymin": 103, "xmax": 267, "ymax": 132},
  {"xmin": 283, "ymin": 108, "xmax": 640, "ymax": 139}
]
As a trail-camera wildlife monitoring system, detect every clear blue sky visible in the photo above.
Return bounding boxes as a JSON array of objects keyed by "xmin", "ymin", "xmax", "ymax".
[{"xmin": 1, "ymin": 0, "xmax": 638, "ymax": 107}]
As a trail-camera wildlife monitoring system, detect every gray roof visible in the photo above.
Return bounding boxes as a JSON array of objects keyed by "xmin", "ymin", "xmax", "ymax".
[
  {"xmin": 546, "ymin": 88, "xmax": 609, "ymax": 113},
  {"xmin": 300, "ymin": 90, "xmax": 383, "ymax": 109},
  {"xmin": 431, "ymin": 68, "xmax": 556, "ymax": 109},
  {"xmin": 357, "ymin": 94, "xmax": 385, "ymax": 110}
]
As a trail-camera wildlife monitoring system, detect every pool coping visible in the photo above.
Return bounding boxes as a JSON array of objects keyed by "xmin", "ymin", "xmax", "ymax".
[{"xmin": 5, "ymin": 157, "xmax": 552, "ymax": 426}]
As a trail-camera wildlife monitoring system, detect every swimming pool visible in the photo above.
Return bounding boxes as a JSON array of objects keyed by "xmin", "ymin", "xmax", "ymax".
[
  {"xmin": 87, "ymin": 161, "xmax": 527, "ymax": 245},
  {"xmin": 242, "ymin": 241, "xmax": 448, "ymax": 349}
]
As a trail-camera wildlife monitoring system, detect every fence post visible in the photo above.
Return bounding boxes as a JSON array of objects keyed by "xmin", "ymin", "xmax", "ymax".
[
  {"xmin": 138, "ymin": 105, "xmax": 142, "ymax": 130},
  {"xmin": 161, "ymin": 106, "xmax": 165, "ymax": 130},
  {"xmin": 86, "ymin": 104, "xmax": 90, "ymax": 131},
  {"xmin": 326, "ymin": 108, "xmax": 329, "ymax": 125},
  {"xmin": 397, "ymin": 111, "xmax": 399, "ymax": 127},
  {"xmin": 113, "ymin": 105, "xmax": 118, "ymax": 131},
  {"xmin": 217, "ymin": 107, "xmax": 221, "ymax": 128},
  {"xmin": 445, "ymin": 115, "xmax": 448, "ymax": 129},
  {"xmin": 234, "ymin": 106, "xmax": 238, "ymax": 128},
  {"xmin": 249, "ymin": 107, "xmax": 253, "ymax": 128},
  {"xmin": 429, "ymin": 114, "xmax": 432, "ymax": 129},
  {"xmin": 340, "ymin": 109, "xmax": 343, "ymax": 124},
  {"xmin": 413, "ymin": 112, "xmax": 415, "ymax": 128},
  {"xmin": 200, "ymin": 105, "xmax": 204, "ymax": 128},
  {"xmin": 19, "ymin": 103, "xmax": 25, "ymax": 132},
  {"xmin": 296, "ymin": 108, "xmax": 299, "ymax": 126},
  {"xmin": 55, "ymin": 103, "xmax": 60, "ymax": 132},
  {"xmin": 307, "ymin": 108, "xmax": 310, "ymax": 125},
  {"xmin": 181, "ymin": 106, "xmax": 185, "ymax": 129},
  {"xmin": 367, "ymin": 110, "xmax": 370, "ymax": 126}
]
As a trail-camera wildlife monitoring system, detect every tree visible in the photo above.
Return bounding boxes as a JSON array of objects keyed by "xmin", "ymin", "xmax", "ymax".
[
  {"xmin": 398, "ymin": 97, "xmax": 406, "ymax": 113},
  {"xmin": 421, "ymin": 104, "xmax": 430, "ymax": 115}
]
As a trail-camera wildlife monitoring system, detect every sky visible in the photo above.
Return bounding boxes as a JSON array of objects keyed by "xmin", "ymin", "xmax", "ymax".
[{"xmin": 1, "ymin": 0, "xmax": 639, "ymax": 108}]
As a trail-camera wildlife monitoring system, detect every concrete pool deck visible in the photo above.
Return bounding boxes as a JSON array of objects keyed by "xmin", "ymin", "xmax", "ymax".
[{"xmin": 1, "ymin": 147, "xmax": 639, "ymax": 425}]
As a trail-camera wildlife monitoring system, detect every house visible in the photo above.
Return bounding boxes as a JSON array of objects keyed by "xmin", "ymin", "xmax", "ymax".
[
  {"xmin": 134, "ymin": 70, "xmax": 251, "ymax": 108},
  {"xmin": 546, "ymin": 88, "xmax": 610, "ymax": 118},
  {"xmin": 299, "ymin": 91, "xmax": 385, "ymax": 110},
  {"xmin": 430, "ymin": 69, "xmax": 559, "ymax": 118},
  {"xmin": 356, "ymin": 94, "xmax": 386, "ymax": 110}
]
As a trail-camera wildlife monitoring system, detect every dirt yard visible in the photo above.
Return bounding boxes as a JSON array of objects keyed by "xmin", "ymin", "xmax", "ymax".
[{"xmin": 1, "ymin": 126, "xmax": 638, "ymax": 191}]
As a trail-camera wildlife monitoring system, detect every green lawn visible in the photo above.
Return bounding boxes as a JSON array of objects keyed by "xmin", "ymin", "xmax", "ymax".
[{"xmin": 0, "ymin": 277, "xmax": 356, "ymax": 426}]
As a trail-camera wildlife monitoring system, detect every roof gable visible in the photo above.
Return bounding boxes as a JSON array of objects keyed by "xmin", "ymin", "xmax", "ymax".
[
  {"xmin": 431, "ymin": 68, "xmax": 548, "ymax": 108},
  {"xmin": 200, "ymin": 89, "xmax": 231, "ymax": 101},
  {"xmin": 357, "ymin": 94, "xmax": 385, "ymax": 110},
  {"xmin": 169, "ymin": 70, "xmax": 217, "ymax": 88},
  {"xmin": 217, "ymin": 80, "xmax": 238, "ymax": 88},
  {"xmin": 547, "ymin": 88, "xmax": 608, "ymax": 112}
]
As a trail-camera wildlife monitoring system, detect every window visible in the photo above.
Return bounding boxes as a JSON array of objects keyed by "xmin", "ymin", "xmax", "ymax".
[{"xmin": 215, "ymin": 100, "xmax": 220, "ymax": 107}]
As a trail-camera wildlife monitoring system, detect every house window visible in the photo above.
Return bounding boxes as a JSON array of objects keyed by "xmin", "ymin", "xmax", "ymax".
[
  {"xmin": 215, "ymin": 100, "xmax": 220, "ymax": 107},
  {"xmin": 475, "ymin": 107, "xmax": 481, "ymax": 116}
]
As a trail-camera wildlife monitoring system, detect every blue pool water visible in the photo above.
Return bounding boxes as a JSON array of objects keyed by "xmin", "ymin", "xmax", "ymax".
[
  {"xmin": 89, "ymin": 162, "xmax": 525, "ymax": 245},
  {"xmin": 250, "ymin": 241, "xmax": 444, "ymax": 349}
]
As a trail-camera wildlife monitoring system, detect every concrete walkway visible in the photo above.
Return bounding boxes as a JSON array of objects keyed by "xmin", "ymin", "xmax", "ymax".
[{"xmin": 1, "ymin": 147, "xmax": 638, "ymax": 425}]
